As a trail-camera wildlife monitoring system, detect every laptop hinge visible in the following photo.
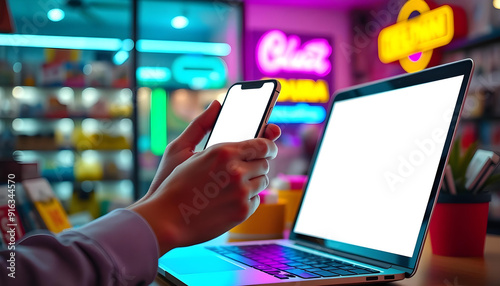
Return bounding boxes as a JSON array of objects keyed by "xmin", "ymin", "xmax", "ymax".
[{"xmin": 294, "ymin": 241, "xmax": 392, "ymax": 269}]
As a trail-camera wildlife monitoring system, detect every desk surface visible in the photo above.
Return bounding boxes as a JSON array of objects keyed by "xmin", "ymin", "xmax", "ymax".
[
  {"xmin": 154, "ymin": 235, "xmax": 500, "ymax": 286},
  {"xmin": 390, "ymin": 235, "xmax": 500, "ymax": 286}
]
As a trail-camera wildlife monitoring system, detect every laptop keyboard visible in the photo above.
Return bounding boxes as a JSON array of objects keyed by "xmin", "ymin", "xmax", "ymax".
[{"xmin": 206, "ymin": 244, "xmax": 379, "ymax": 279}]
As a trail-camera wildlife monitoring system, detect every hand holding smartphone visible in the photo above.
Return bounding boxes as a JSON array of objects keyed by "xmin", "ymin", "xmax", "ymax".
[{"xmin": 204, "ymin": 79, "xmax": 280, "ymax": 149}]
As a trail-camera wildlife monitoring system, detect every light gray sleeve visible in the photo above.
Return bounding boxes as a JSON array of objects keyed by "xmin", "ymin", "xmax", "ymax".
[{"xmin": 0, "ymin": 208, "xmax": 159, "ymax": 286}]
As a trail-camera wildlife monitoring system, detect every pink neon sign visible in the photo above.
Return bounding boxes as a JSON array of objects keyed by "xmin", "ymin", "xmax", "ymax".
[{"xmin": 256, "ymin": 30, "xmax": 332, "ymax": 76}]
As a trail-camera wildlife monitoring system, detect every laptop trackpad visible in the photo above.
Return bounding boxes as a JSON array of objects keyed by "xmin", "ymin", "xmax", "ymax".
[{"xmin": 164, "ymin": 255, "xmax": 244, "ymax": 275}]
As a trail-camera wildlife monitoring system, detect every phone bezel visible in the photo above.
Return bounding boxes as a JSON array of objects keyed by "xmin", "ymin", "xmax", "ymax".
[{"xmin": 203, "ymin": 79, "xmax": 280, "ymax": 150}]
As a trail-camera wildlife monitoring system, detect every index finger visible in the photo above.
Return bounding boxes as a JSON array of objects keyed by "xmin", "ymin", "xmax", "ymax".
[{"xmin": 236, "ymin": 138, "xmax": 278, "ymax": 161}]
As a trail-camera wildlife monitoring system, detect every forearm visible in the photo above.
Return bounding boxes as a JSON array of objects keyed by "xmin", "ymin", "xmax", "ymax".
[{"xmin": 0, "ymin": 209, "xmax": 159, "ymax": 286}]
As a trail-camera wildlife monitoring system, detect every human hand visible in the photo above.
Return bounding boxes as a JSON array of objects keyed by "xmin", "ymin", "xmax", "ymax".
[
  {"xmin": 130, "ymin": 137, "xmax": 278, "ymax": 255},
  {"xmin": 133, "ymin": 100, "xmax": 281, "ymax": 207}
]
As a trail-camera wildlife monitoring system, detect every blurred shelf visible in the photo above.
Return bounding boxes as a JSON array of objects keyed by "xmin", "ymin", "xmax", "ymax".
[
  {"xmin": 46, "ymin": 178, "xmax": 132, "ymax": 183},
  {"xmin": 0, "ymin": 116, "xmax": 131, "ymax": 120},
  {"xmin": 15, "ymin": 148, "xmax": 131, "ymax": 152},
  {"xmin": 461, "ymin": 116, "xmax": 500, "ymax": 122},
  {"xmin": 15, "ymin": 148, "xmax": 130, "ymax": 152},
  {"xmin": 468, "ymin": 70, "xmax": 500, "ymax": 93},
  {"xmin": 0, "ymin": 85, "xmax": 131, "ymax": 91},
  {"xmin": 444, "ymin": 29, "xmax": 500, "ymax": 52}
]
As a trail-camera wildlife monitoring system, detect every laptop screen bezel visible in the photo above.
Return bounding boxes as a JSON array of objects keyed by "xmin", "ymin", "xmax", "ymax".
[{"xmin": 289, "ymin": 59, "xmax": 474, "ymax": 272}]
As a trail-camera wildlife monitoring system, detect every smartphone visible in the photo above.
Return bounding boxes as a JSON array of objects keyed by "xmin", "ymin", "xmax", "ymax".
[{"xmin": 204, "ymin": 79, "xmax": 281, "ymax": 149}]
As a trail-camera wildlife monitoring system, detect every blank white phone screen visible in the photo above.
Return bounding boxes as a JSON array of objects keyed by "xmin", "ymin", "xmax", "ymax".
[
  {"xmin": 205, "ymin": 82, "xmax": 275, "ymax": 149},
  {"xmin": 294, "ymin": 75, "xmax": 464, "ymax": 257}
]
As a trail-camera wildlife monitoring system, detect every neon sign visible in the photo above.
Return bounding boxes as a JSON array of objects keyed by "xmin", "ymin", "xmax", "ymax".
[
  {"xmin": 256, "ymin": 30, "xmax": 332, "ymax": 76},
  {"xmin": 378, "ymin": 0, "xmax": 454, "ymax": 73},
  {"xmin": 248, "ymin": 30, "xmax": 333, "ymax": 124},
  {"xmin": 172, "ymin": 55, "xmax": 227, "ymax": 89},
  {"xmin": 269, "ymin": 104, "xmax": 326, "ymax": 124},
  {"xmin": 137, "ymin": 67, "xmax": 171, "ymax": 86},
  {"xmin": 274, "ymin": 78, "xmax": 329, "ymax": 103}
]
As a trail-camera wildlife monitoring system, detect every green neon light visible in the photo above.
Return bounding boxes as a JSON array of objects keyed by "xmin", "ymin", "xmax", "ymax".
[{"xmin": 151, "ymin": 88, "xmax": 168, "ymax": 156}]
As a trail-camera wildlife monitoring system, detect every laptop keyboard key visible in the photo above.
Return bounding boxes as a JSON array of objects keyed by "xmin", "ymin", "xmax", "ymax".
[
  {"xmin": 275, "ymin": 266, "xmax": 296, "ymax": 270},
  {"xmin": 350, "ymin": 269, "xmax": 372, "ymax": 275},
  {"xmin": 298, "ymin": 267, "xmax": 321, "ymax": 272},
  {"xmin": 338, "ymin": 266, "xmax": 357, "ymax": 270},
  {"xmin": 285, "ymin": 269, "xmax": 321, "ymax": 279},
  {"xmin": 254, "ymin": 258, "xmax": 274, "ymax": 263},
  {"xmin": 224, "ymin": 253, "xmax": 262, "ymax": 267},
  {"xmin": 328, "ymin": 262, "xmax": 344, "ymax": 267},
  {"xmin": 310, "ymin": 264, "xmax": 329, "ymax": 268},
  {"xmin": 274, "ymin": 274, "xmax": 290, "ymax": 279},
  {"xmin": 276, "ymin": 259, "xmax": 294, "ymax": 264},
  {"xmin": 286, "ymin": 262, "xmax": 306, "ymax": 267},
  {"xmin": 254, "ymin": 265, "xmax": 275, "ymax": 270},
  {"xmin": 311, "ymin": 270, "xmax": 340, "ymax": 277},
  {"xmin": 296, "ymin": 265, "xmax": 314, "ymax": 270},
  {"xmin": 268, "ymin": 264, "xmax": 288, "ymax": 269},
  {"xmin": 331, "ymin": 270, "xmax": 356, "ymax": 276}
]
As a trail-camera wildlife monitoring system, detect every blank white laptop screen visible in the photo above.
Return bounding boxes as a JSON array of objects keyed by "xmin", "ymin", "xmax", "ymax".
[{"xmin": 294, "ymin": 75, "xmax": 464, "ymax": 257}]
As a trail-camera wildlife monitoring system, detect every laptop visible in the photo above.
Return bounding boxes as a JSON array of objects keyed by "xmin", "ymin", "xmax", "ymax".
[{"xmin": 157, "ymin": 59, "xmax": 474, "ymax": 285}]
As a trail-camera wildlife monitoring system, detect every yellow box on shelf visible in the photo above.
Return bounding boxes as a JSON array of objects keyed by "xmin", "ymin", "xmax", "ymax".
[
  {"xmin": 228, "ymin": 202, "xmax": 285, "ymax": 242},
  {"xmin": 22, "ymin": 178, "xmax": 72, "ymax": 233},
  {"xmin": 278, "ymin": 190, "xmax": 303, "ymax": 229},
  {"xmin": 72, "ymin": 127, "xmax": 130, "ymax": 150},
  {"xmin": 74, "ymin": 159, "xmax": 103, "ymax": 182},
  {"xmin": 272, "ymin": 174, "xmax": 307, "ymax": 229}
]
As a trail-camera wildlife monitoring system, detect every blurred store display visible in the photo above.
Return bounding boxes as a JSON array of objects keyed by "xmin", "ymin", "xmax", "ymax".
[
  {"xmin": 0, "ymin": 84, "xmax": 134, "ymax": 209},
  {"xmin": 0, "ymin": 0, "xmax": 135, "ymax": 216}
]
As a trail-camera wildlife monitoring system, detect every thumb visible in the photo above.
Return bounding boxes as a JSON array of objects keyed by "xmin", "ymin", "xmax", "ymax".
[{"xmin": 175, "ymin": 100, "xmax": 221, "ymax": 149}]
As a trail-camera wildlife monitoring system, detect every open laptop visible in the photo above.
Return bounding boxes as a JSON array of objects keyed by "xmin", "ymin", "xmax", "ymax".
[{"xmin": 157, "ymin": 59, "xmax": 474, "ymax": 285}]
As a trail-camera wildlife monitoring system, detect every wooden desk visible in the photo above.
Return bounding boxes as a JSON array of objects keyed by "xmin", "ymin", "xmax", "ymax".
[
  {"xmin": 390, "ymin": 235, "xmax": 500, "ymax": 286},
  {"xmin": 154, "ymin": 235, "xmax": 500, "ymax": 286}
]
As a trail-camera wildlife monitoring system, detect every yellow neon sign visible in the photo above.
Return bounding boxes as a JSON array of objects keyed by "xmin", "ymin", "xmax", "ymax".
[
  {"xmin": 272, "ymin": 78, "xmax": 329, "ymax": 103},
  {"xmin": 378, "ymin": 0, "xmax": 454, "ymax": 73}
]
